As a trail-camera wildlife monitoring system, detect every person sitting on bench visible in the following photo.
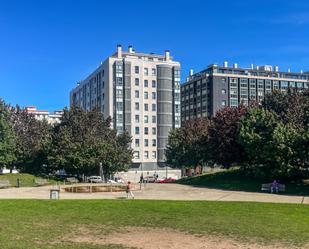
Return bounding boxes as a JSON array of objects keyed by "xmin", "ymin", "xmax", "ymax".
[{"xmin": 271, "ymin": 180, "xmax": 279, "ymax": 194}]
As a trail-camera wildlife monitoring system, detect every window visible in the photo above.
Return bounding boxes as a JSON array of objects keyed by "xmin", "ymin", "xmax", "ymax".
[
  {"xmin": 135, "ymin": 66, "xmax": 139, "ymax": 74},
  {"xmin": 152, "ymin": 80, "xmax": 156, "ymax": 88},
  {"xmin": 222, "ymin": 100, "xmax": 226, "ymax": 106},
  {"xmin": 144, "ymin": 139, "xmax": 149, "ymax": 147},
  {"xmin": 135, "ymin": 90, "xmax": 139, "ymax": 98},
  {"xmin": 152, "ymin": 151, "xmax": 156, "ymax": 159},
  {"xmin": 144, "ymin": 92, "xmax": 148, "ymax": 99},
  {"xmin": 152, "ymin": 104, "xmax": 156, "ymax": 111},
  {"xmin": 144, "ymin": 104, "xmax": 149, "ymax": 111},
  {"xmin": 144, "ymin": 127, "xmax": 149, "ymax": 135},
  {"xmin": 152, "ymin": 115, "xmax": 156, "ymax": 123},
  {"xmin": 144, "ymin": 68, "xmax": 148, "ymax": 76},
  {"xmin": 144, "ymin": 80, "xmax": 148, "ymax": 87},
  {"xmin": 135, "ymin": 78, "xmax": 139, "ymax": 86},
  {"xmin": 135, "ymin": 139, "xmax": 140, "ymax": 147},
  {"xmin": 152, "ymin": 68, "xmax": 156, "ymax": 76},
  {"xmin": 152, "ymin": 139, "xmax": 156, "ymax": 146},
  {"xmin": 144, "ymin": 115, "xmax": 149, "ymax": 123},
  {"xmin": 152, "ymin": 127, "xmax": 156, "ymax": 135},
  {"xmin": 221, "ymin": 89, "xmax": 226, "ymax": 95},
  {"xmin": 221, "ymin": 77, "xmax": 226, "ymax": 83},
  {"xmin": 133, "ymin": 151, "xmax": 140, "ymax": 159},
  {"xmin": 135, "ymin": 127, "xmax": 140, "ymax": 134},
  {"xmin": 135, "ymin": 115, "xmax": 140, "ymax": 123},
  {"xmin": 135, "ymin": 102, "xmax": 139, "ymax": 111},
  {"xmin": 144, "ymin": 151, "xmax": 149, "ymax": 159},
  {"xmin": 152, "ymin": 92, "xmax": 156, "ymax": 99}
]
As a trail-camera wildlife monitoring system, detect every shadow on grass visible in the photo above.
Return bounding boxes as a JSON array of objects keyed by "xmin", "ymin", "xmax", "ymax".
[{"xmin": 177, "ymin": 169, "xmax": 309, "ymax": 196}]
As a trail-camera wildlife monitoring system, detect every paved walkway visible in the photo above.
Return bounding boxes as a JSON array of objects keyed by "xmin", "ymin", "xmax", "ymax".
[{"xmin": 0, "ymin": 183, "xmax": 308, "ymax": 204}]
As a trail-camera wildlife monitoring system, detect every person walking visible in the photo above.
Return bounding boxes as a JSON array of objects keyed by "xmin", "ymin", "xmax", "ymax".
[{"xmin": 126, "ymin": 181, "xmax": 134, "ymax": 199}]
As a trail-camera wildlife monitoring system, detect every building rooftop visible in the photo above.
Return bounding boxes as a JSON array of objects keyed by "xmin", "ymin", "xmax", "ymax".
[{"xmin": 186, "ymin": 62, "xmax": 309, "ymax": 82}]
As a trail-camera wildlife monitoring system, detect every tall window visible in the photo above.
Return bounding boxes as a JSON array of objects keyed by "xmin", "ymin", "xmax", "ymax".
[
  {"xmin": 144, "ymin": 68, "xmax": 148, "ymax": 76},
  {"xmin": 152, "ymin": 92, "xmax": 156, "ymax": 99},
  {"xmin": 151, "ymin": 151, "xmax": 156, "ymax": 159},
  {"xmin": 152, "ymin": 127, "xmax": 156, "ymax": 135},
  {"xmin": 152, "ymin": 115, "xmax": 156, "ymax": 123},
  {"xmin": 135, "ymin": 102, "xmax": 139, "ymax": 111},
  {"xmin": 135, "ymin": 115, "xmax": 140, "ymax": 123},
  {"xmin": 144, "ymin": 151, "xmax": 149, "ymax": 159},
  {"xmin": 144, "ymin": 127, "xmax": 149, "ymax": 135},
  {"xmin": 152, "ymin": 80, "xmax": 156, "ymax": 88},
  {"xmin": 144, "ymin": 139, "xmax": 149, "ymax": 147},
  {"xmin": 152, "ymin": 139, "xmax": 156, "ymax": 146},
  {"xmin": 152, "ymin": 68, "xmax": 156, "ymax": 76},
  {"xmin": 144, "ymin": 92, "xmax": 148, "ymax": 99},
  {"xmin": 135, "ymin": 127, "xmax": 140, "ymax": 134},
  {"xmin": 135, "ymin": 66, "xmax": 139, "ymax": 74},
  {"xmin": 144, "ymin": 115, "xmax": 149, "ymax": 123},
  {"xmin": 135, "ymin": 139, "xmax": 140, "ymax": 147},
  {"xmin": 134, "ymin": 151, "xmax": 140, "ymax": 159},
  {"xmin": 135, "ymin": 90, "xmax": 139, "ymax": 98},
  {"xmin": 135, "ymin": 78, "xmax": 139, "ymax": 86},
  {"xmin": 144, "ymin": 104, "xmax": 149, "ymax": 111},
  {"xmin": 152, "ymin": 104, "xmax": 156, "ymax": 111},
  {"xmin": 144, "ymin": 80, "xmax": 148, "ymax": 87}
]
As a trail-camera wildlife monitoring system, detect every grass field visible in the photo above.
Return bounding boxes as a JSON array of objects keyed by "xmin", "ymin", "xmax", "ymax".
[
  {"xmin": 0, "ymin": 200, "xmax": 308, "ymax": 248},
  {"xmin": 0, "ymin": 173, "xmax": 56, "ymax": 187},
  {"xmin": 177, "ymin": 169, "xmax": 309, "ymax": 196}
]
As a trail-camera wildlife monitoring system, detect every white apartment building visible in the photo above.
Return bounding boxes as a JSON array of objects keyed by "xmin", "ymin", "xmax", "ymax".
[
  {"xmin": 70, "ymin": 45, "xmax": 181, "ymax": 170},
  {"xmin": 26, "ymin": 106, "xmax": 63, "ymax": 125}
]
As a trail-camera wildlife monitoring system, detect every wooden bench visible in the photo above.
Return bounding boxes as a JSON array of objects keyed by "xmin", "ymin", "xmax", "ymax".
[
  {"xmin": 261, "ymin": 183, "xmax": 286, "ymax": 192},
  {"xmin": 34, "ymin": 178, "xmax": 48, "ymax": 186},
  {"xmin": 0, "ymin": 180, "xmax": 11, "ymax": 189},
  {"xmin": 66, "ymin": 177, "xmax": 78, "ymax": 184}
]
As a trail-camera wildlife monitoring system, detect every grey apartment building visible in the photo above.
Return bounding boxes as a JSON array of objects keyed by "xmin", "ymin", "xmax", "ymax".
[
  {"xmin": 181, "ymin": 62, "xmax": 309, "ymax": 123},
  {"xmin": 70, "ymin": 45, "xmax": 181, "ymax": 170}
]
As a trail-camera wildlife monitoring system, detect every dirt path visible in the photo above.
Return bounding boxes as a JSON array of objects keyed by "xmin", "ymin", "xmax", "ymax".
[{"xmin": 67, "ymin": 227, "xmax": 299, "ymax": 249}]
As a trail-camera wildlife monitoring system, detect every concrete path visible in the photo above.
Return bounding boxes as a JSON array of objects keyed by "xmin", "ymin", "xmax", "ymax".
[{"xmin": 0, "ymin": 183, "xmax": 308, "ymax": 204}]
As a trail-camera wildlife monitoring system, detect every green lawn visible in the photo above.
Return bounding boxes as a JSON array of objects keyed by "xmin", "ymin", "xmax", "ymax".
[
  {"xmin": 0, "ymin": 200, "xmax": 308, "ymax": 248},
  {"xmin": 0, "ymin": 173, "xmax": 56, "ymax": 187},
  {"xmin": 177, "ymin": 169, "xmax": 309, "ymax": 196}
]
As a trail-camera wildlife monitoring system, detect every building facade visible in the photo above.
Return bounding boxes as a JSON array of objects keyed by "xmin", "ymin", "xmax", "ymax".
[
  {"xmin": 181, "ymin": 63, "xmax": 309, "ymax": 124},
  {"xmin": 26, "ymin": 106, "xmax": 63, "ymax": 125},
  {"xmin": 70, "ymin": 45, "xmax": 181, "ymax": 170}
]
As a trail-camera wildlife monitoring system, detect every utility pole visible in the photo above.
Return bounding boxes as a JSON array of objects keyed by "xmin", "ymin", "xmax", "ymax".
[{"xmin": 100, "ymin": 163, "xmax": 104, "ymax": 182}]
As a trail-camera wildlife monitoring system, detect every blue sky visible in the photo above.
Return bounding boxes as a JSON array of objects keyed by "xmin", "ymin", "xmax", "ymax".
[{"xmin": 1, "ymin": 0, "xmax": 309, "ymax": 110}]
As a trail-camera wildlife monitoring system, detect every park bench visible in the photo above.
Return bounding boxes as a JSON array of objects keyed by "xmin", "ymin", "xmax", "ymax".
[
  {"xmin": 261, "ymin": 183, "xmax": 286, "ymax": 192},
  {"xmin": 34, "ymin": 178, "xmax": 48, "ymax": 187},
  {"xmin": 0, "ymin": 180, "xmax": 11, "ymax": 189},
  {"xmin": 66, "ymin": 177, "xmax": 79, "ymax": 184}
]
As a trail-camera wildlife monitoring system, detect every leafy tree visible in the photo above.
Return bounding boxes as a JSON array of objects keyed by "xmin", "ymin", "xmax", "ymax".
[
  {"xmin": 238, "ymin": 107, "xmax": 305, "ymax": 179},
  {"xmin": 48, "ymin": 107, "xmax": 132, "ymax": 178},
  {"xmin": 263, "ymin": 90, "xmax": 309, "ymax": 130},
  {"xmin": 208, "ymin": 105, "xmax": 247, "ymax": 168},
  {"xmin": 0, "ymin": 100, "xmax": 16, "ymax": 171},
  {"xmin": 166, "ymin": 118, "xmax": 211, "ymax": 169},
  {"xmin": 10, "ymin": 105, "xmax": 52, "ymax": 174}
]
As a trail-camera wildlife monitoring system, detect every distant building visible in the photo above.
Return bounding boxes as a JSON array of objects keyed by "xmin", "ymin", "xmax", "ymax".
[
  {"xmin": 181, "ymin": 62, "xmax": 309, "ymax": 124},
  {"xmin": 26, "ymin": 106, "xmax": 63, "ymax": 125},
  {"xmin": 70, "ymin": 45, "xmax": 181, "ymax": 170}
]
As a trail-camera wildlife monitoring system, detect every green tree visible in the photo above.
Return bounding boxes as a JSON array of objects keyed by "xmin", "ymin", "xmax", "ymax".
[
  {"xmin": 208, "ymin": 105, "xmax": 247, "ymax": 168},
  {"xmin": 0, "ymin": 100, "xmax": 16, "ymax": 171},
  {"xmin": 239, "ymin": 107, "xmax": 304, "ymax": 179},
  {"xmin": 166, "ymin": 118, "xmax": 211, "ymax": 169},
  {"xmin": 49, "ymin": 107, "xmax": 132, "ymax": 177},
  {"xmin": 10, "ymin": 105, "xmax": 52, "ymax": 174}
]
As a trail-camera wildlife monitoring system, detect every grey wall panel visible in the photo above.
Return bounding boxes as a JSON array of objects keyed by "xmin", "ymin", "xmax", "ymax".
[
  {"xmin": 157, "ymin": 65, "xmax": 173, "ymax": 163},
  {"xmin": 124, "ymin": 61, "xmax": 131, "ymax": 133}
]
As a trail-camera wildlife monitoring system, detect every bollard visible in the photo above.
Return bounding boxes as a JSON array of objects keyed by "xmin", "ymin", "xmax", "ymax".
[{"xmin": 16, "ymin": 178, "xmax": 21, "ymax": 188}]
